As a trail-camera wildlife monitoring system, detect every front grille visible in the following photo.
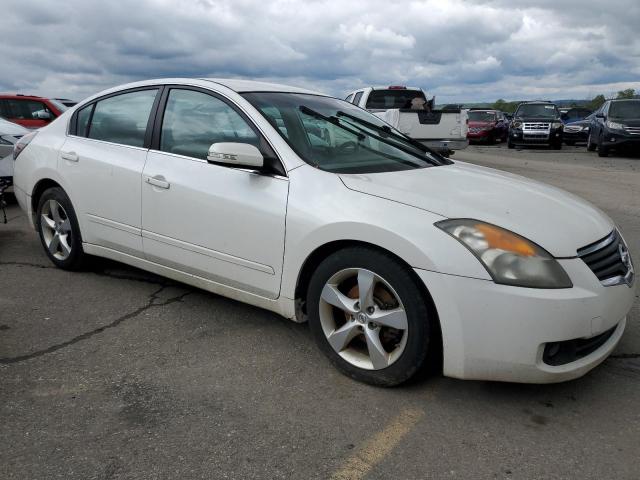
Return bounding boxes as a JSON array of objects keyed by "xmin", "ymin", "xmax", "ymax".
[
  {"xmin": 543, "ymin": 324, "xmax": 618, "ymax": 366},
  {"xmin": 564, "ymin": 125, "xmax": 582, "ymax": 133},
  {"xmin": 624, "ymin": 126, "xmax": 640, "ymax": 135},
  {"xmin": 523, "ymin": 122, "xmax": 550, "ymax": 131},
  {"xmin": 577, "ymin": 230, "xmax": 630, "ymax": 285}
]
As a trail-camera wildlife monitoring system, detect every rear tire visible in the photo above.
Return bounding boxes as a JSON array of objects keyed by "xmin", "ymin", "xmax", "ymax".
[
  {"xmin": 306, "ymin": 247, "xmax": 434, "ymax": 386},
  {"xmin": 36, "ymin": 187, "xmax": 87, "ymax": 270}
]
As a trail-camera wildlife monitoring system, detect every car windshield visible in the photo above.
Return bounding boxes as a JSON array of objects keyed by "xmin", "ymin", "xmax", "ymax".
[
  {"xmin": 49, "ymin": 99, "xmax": 68, "ymax": 112},
  {"xmin": 242, "ymin": 92, "xmax": 450, "ymax": 174},
  {"xmin": 468, "ymin": 111, "xmax": 496, "ymax": 122},
  {"xmin": 365, "ymin": 90, "xmax": 426, "ymax": 110},
  {"xmin": 515, "ymin": 104, "xmax": 559, "ymax": 118},
  {"xmin": 608, "ymin": 100, "xmax": 640, "ymax": 119}
]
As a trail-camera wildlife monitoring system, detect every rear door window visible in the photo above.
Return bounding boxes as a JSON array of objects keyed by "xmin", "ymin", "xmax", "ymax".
[{"xmin": 88, "ymin": 89, "xmax": 158, "ymax": 147}]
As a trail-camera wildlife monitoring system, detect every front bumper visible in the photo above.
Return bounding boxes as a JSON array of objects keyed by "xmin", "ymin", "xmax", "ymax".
[
  {"xmin": 510, "ymin": 127, "xmax": 563, "ymax": 145},
  {"xmin": 415, "ymin": 257, "xmax": 635, "ymax": 383},
  {"xmin": 467, "ymin": 130, "xmax": 492, "ymax": 141},
  {"xmin": 563, "ymin": 130, "xmax": 589, "ymax": 143},
  {"xmin": 601, "ymin": 131, "xmax": 640, "ymax": 149}
]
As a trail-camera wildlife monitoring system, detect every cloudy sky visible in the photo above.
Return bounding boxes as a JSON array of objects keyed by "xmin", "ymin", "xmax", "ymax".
[{"xmin": 1, "ymin": 0, "xmax": 639, "ymax": 103}]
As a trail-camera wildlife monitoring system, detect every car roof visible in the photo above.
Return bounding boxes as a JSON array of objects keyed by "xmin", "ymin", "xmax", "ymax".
[
  {"xmin": 0, "ymin": 93, "xmax": 49, "ymax": 100},
  {"xmin": 201, "ymin": 78, "xmax": 326, "ymax": 95}
]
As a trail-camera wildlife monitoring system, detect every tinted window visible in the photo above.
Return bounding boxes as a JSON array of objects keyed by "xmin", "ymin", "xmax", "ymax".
[
  {"xmin": 352, "ymin": 92, "xmax": 363, "ymax": 105},
  {"xmin": 0, "ymin": 100, "xmax": 11, "ymax": 118},
  {"xmin": 6, "ymin": 99, "xmax": 52, "ymax": 120},
  {"xmin": 468, "ymin": 111, "xmax": 497, "ymax": 122},
  {"xmin": 160, "ymin": 89, "xmax": 259, "ymax": 160},
  {"xmin": 75, "ymin": 105, "xmax": 92, "ymax": 137},
  {"xmin": 608, "ymin": 100, "xmax": 640, "ymax": 119},
  {"xmin": 515, "ymin": 104, "xmax": 559, "ymax": 118},
  {"xmin": 365, "ymin": 90, "xmax": 426, "ymax": 109},
  {"xmin": 88, "ymin": 89, "xmax": 158, "ymax": 147}
]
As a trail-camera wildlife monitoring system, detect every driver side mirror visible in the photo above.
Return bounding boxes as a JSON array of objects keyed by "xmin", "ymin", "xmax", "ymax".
[{"xmin": 207, "ymin": 142, "xmax": 264, "ymax": 168}]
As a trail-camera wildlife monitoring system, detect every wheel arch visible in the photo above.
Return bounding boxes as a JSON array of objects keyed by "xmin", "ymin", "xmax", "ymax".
[
  {"xmin": 31, "ymin": 178, "xmax": 63, "ymax": 226},
  {"xmin": 293, "ymin": 239, "xmax": 443, "ymax": 369}
]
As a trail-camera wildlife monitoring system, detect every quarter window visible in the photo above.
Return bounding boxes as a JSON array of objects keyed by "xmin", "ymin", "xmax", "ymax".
[
  {"xmin": 88, "ymin": 89, "xmax": 158, "ymax": 147},
  {"xmin": 159, "ymin": 89, "xmax": 259, "ymax": 160},
  {"xmin": 352, "ymin": 92, "xmax": 363, "ymax": 105},
  {"xmin": 75, "ymin": 105, "xmax": 93, "ymax": 137}
]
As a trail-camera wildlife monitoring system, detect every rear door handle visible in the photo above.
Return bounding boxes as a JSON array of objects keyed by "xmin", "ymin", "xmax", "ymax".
[
  {"xmin": 61, "ymin": 151, "xmax": 79, "ymax": 162},
  {"xmin": 145, "ymin": 175, "xmax": 170, "ymax": 189}
]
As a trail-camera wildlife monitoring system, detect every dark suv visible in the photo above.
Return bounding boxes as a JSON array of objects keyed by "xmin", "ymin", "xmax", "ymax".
[
  {"xmin": 508, "ymin": 101, "xmax": 563, "ymax": 149},
  {"xmin": 587, "ymin": 99, "xmax": 640, "ymax": 157}
]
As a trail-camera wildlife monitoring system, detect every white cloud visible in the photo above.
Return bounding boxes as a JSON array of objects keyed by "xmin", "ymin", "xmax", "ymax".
[{"xmin": 0, "ymin": 0, "xmax": 638, "ymax": 103}]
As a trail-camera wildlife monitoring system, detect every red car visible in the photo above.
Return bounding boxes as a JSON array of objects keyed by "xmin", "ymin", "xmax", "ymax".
[
  {"xmin": 0, "ymin": 94, "xmax": 67, "ymax": 129},
  {"xmin": 466, "ymin": 109, "xmax": 509, "ymax": 144}
]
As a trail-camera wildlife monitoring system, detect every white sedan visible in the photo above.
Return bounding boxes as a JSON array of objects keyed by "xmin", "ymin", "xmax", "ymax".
[{"xmin": 12, "ymin": 79, "xmax": 636, "ymax": 386}]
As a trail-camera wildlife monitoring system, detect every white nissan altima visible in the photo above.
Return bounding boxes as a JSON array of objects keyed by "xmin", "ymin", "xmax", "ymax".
[{"xmin": 12, "ymin": 78, "xmax": 636, "ymax": 386}]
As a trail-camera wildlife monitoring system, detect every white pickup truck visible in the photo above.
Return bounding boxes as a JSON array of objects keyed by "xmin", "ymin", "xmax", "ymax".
[{"xmin": 345, "ymin": 86, "xmax": 468, "ymax": 154}]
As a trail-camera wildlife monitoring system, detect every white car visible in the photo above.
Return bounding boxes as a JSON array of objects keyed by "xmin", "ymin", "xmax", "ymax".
[{"xmin": 12, "ymin": 78, "xmax": 636, "ymax": 386}]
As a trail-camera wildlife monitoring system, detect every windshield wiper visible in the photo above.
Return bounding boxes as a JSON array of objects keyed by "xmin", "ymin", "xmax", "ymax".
[
  {"xmin": 335, "ymin": 111, "xmax": 444, "ymax": 165},
  {"xmin": 335, "ymin": 111, "xmax": 445, "ymax": 164},
  {"xmin": 298, "ymin": 106, "xmax": 365, "ymax": 141}
]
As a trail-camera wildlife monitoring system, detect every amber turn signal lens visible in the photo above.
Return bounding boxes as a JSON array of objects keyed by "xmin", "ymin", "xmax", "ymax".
[{"xmin": 475, "ymin": 223, "xmax": 536, "ymax": 256}]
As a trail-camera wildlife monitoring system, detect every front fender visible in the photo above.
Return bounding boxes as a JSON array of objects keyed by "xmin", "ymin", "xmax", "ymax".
[{"xmin": 280, "ymin": 166, "xmax": 491, "ymax": 299}]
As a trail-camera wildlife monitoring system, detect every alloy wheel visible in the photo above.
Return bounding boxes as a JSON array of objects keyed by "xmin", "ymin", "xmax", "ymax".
[
  {"xmin": 40, "ymin": 199, "xmax": 73, "ymax": 260},
  {"xmin": 318, "ymin": 268, "xmax": 408, "ymax": 370}
]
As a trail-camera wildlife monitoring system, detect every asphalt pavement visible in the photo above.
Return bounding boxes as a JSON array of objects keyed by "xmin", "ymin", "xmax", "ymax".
[{"xmin": 1, "ymin": 143, "xmax": 638, "ymax": 480}]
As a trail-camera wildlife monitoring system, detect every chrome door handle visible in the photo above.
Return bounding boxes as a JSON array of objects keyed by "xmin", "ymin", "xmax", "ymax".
[
  {"xmin": 61, "ymin": 151, "xmax": 79, "ymax": 162},
  {"xmin": 145, "ymin": 175, "xmax": 170, "ymax": 189}
]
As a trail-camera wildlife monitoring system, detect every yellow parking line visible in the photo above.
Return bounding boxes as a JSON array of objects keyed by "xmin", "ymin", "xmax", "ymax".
[{"xmin": 330, "ymin": 407, "xmax": 425, "ymax": 480}]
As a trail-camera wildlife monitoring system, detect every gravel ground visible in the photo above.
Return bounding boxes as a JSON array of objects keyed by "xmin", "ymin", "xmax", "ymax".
[{"xmin": 1, "ymin": 143, "xmax": 638, "ymax": 480}]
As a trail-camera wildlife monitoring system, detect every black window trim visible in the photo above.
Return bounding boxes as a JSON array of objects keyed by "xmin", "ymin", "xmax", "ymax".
[
  {"xmin": 150, "ymin": 84, "xmax": 287, "ymax": 177},
  {"xmin": 68, "ymin": 86, "xmax": 164, "ymax": 149}
]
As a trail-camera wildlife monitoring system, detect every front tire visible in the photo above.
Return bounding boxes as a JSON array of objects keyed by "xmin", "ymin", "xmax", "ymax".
[
  {"xmin": 307, "ymin": 247, "xmax": 434, "ymax": 386},
  {"xmin": 507, "ymin": 139, "xmax": 515, "ymax": 149},
  {"xmin": 36, "ymin": 187, "xmax": 87, "ymax": 270},
  {"xmin": 597, "ymin": 134, "xmax": 609, "ymax": 157},
  {"xmin": 587, "ymin": 133, "xmax": 596, "ymax": 151}
]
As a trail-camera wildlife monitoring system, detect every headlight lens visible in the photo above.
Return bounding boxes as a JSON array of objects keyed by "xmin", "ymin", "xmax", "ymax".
[
  {"xmin": 512, "ymin": 121, "xmax": 522, "ymax": 129},
  {"xmin": 435, "ymin": 219, "xmax": 572, "ymax": 288},
  {"xmin": 606, "ymin": 121, "xmax": 625, "ymax": 130},
  {"xmin": 551, "ymin": 121, "xmax": 563, "ymax": 128}
]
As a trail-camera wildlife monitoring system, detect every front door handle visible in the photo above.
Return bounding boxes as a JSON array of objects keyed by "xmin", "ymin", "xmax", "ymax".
[
  {"xmin": 61, "ymin": 151, "xmax": 79, "ymax": 162},
  {"xmin": 145, "ymin": 175, "xmax": 170, "ymax": 189}
]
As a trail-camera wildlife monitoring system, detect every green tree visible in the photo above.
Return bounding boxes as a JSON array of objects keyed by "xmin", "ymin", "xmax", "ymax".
[
  {"xmin": 616, "ymin": 88, "xmax": 635, "ymax": 99},
  {"xmin": 587, "ymin": 94, "xmax": 606, "ymax": 110}
]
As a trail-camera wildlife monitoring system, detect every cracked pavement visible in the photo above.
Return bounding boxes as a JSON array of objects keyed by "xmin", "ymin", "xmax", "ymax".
[{"xmin": 1, "ymin": 144, "xmax": 639, "ymax": 480}]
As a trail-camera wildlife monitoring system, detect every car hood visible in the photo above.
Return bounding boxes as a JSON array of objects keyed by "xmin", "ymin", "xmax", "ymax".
[{"xmin": 339, "ymin": 162, "xmax": 613, "ymax": 257}]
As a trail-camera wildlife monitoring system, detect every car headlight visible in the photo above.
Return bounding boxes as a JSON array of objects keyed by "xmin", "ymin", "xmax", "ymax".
[
  {"xmin": 551, "ymin": 121, "xmax": 563, "ymax": 129},
  {"xmin": 435, "ymin": 219, "xmax": 572, "ymax": 288},
  {"xmin": 606, "ymin": 121, "xmax": 625, "ymax": 130},
  {"xmin": 511, "ymin": 121, "xmax": 522, "ymax": 129}
]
